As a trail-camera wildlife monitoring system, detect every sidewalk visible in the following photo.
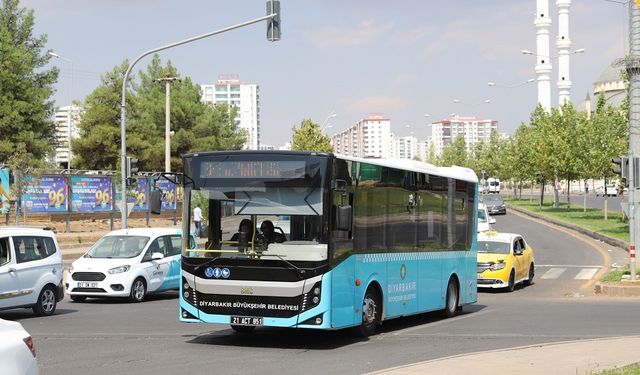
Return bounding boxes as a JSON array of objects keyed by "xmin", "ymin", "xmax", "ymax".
[{"xmin": 367, "ymin": 336, "xmax": 640, "ymax": 375}]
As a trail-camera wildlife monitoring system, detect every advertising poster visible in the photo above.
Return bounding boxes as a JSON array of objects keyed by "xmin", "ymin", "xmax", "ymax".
[
  {"xmin": 70, "ymin": 176, "xmax": 112, "ymax": 212},
  {"xmin": 128, "ymin": 177, "xmax": 148, "ymax": 212},
  {"xmin": 22, "ymin": 175, "xmax": 68, "ymax": 213},
  {"xmin": 0, "ymin": 168, "xmax": 10, "ymax": 214},
  {"xmin": 152, "ymin": 178, "xmax": 176, "ymax": 211}
]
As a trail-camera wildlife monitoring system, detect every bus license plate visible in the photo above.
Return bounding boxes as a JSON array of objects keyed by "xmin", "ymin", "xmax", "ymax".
[{"xmin": 230, "ymin": 316, "xmax": 263, "ymax": 326}]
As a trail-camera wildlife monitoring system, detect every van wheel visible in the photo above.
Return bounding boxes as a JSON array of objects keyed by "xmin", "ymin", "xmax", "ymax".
[
  {"xmin": 443, "ymin": 278, "xmax": 459, "ymax": 318},
  {"xmin": 129, "ymin": 278, "xmax": 146, "ymax": 303},
  {"xmin": 231, "ymin": 325, "xmax": 256, "ymax": 334},
  {"xmin": 70, "ymin": 295, "xmax": 87, "ymax": 302},
  {"xmin": 356, "ymin": 286, "xmax": 381, "ymax": 337},
  {"xmin": 33, "ymin": 285, "xmax": 57, "ymax": 316}
]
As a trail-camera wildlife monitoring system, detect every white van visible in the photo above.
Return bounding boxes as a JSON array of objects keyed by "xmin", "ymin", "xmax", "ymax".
[
  {"xmin": 487, "ymin": 178, "xmax": 501, "ymax": 194},
  {"xmin": 0, "ymin": 227, "xmax": 64, "ymax": 316},
  {"xmin": 477, "ymin": 203, "xmax": 496, "ymax": 233}
]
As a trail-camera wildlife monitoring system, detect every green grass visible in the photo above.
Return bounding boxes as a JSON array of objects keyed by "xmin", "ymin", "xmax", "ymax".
[
  {"xmin": 592, "ymin": 363, "xmax": 640, "ymax": 374},
  {"xmin": 506, "ymin": 198, "xmax": 629, "ymax": 243}
]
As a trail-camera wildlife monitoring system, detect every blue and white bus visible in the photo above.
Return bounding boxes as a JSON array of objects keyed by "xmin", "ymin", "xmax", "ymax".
[{"xmin": 178, "ymin": 151, "xmax": 478, "ymax": 335}]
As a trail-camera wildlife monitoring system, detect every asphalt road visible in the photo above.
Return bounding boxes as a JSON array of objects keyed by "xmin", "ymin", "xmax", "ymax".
[{"xmin": 2, "ymin": 212, "xmax": 639, "ymax": 375}]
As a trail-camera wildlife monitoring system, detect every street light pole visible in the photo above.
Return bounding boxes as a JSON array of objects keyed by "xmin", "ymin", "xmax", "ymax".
[
  {"xmin": 156, "ymin": 74, "xmax": 180, "ymax": 172},
  {"xmin": 119, "ymin": 11, "xmax": 279, "ymax": 229}
]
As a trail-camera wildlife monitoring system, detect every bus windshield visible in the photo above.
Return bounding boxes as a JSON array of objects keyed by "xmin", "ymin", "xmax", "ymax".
[{"xmin": 184, "ymin": 154, "xmax": 329, "ymax": 262}]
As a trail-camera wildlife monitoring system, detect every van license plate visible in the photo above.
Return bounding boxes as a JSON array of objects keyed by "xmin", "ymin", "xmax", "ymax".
[
  {"xmin": 77, "ymin": 282, "xmax": 98, "ymax": 288},
  {"xmin": 230, "ymin": 316, "xmax": 263, "ymax": 326}
]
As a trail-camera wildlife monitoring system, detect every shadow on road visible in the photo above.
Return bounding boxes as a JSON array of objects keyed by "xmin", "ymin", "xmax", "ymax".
[
  {"xmin": 0, "ymin": 308, "xmax": 78, "ymax": 321},
  {"xmin": 185, "ymin": 304, "xmax": 488, "ymax": 350}
]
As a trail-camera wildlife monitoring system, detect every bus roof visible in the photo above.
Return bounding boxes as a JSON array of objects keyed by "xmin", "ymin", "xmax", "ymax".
[{"xmin": 182, "ymin": 150, "xmax": 477, "ymax": 183}]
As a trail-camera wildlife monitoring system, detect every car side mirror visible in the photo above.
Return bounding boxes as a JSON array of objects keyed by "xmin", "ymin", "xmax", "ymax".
[
  {"xmin": 489, "ymin": 218, "xmax": 496, "ymax": 224},
  {"xmin": 336, "ymin": 205, "xmax": 352, "ymax": 231},
  {"xmin": 151, "ymin": 252, "xmax": 164, "ymax": 260},
  {"xmin": 513, "ymin": 249, "xmax": 523, "ymax": 256}
]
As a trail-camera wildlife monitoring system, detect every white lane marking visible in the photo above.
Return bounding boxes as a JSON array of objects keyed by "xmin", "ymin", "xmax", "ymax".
[
  {"xmin": 391, "ymin": 309, "xmax": 492, "ymax": 336},
  {"xmin": 540, "ymin": 268, "xmax": 567, "ymax": 279},
  {"xmin": 536, "ymin": 265, "xmax": 602, "ymax": 268},
  {"xmin": 574, "ymin": 268, "xmax": 599, "ymax": 280}
]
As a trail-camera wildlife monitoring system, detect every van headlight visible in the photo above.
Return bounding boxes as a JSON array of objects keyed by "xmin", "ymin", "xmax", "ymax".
[
  {"xmin": 68, "ymin": 264, "xmax": 74, "ymax": 273},
  {"xmin": 108, "ymin": 265, "xmax": 131, "ymax": 274}
]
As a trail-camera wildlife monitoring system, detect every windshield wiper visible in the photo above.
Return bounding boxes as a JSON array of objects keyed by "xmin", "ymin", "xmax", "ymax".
[{"xmin": 256, "ymin": 253, "xmax": 307, "ymax": 279}]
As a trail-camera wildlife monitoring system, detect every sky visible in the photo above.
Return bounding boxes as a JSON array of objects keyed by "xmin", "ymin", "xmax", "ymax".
[{"xmin": 24, "ymin": 0, "xmax": 627, "ymax": 147}]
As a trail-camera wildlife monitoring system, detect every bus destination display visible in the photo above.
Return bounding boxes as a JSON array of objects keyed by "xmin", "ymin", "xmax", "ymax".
[{"xmin": 200, "ymin": 161, "xmax": 307, "ymax": 179}]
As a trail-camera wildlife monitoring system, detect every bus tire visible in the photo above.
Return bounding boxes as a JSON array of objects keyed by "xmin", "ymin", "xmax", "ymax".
[
  {"xmin": 129, "ymin": 278, "xmax": 147, "ymax": 303},
  {"xmin": 443, "ymin": 278, "xmax": 458, "ymax": 318},
  {"xmin": 356, "ymin": 286, "xmax": 381, "ymax": 337},
  {"xmin": 231, "ymin": 325, "xmax": 256, "ymax": 334}
]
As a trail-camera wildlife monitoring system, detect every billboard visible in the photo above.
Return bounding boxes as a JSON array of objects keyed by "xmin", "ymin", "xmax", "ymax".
[
  {"xmin": 128, "ymin": 177, "xmax": 148, "ymax": 212},
  {"xmin": 22, "ymin": 175, "xmax": 68, "ymax": 213},
  {"xmin": 0, "ymin": 168, "xmax": 10, "ymax": 214},
  {"xmin": 70, "ymin": 176, "xmax": 112, "ymax": 212},
  {"xmin": 152, "ymin": 178, "xmax": 176, "ymax": 211}
]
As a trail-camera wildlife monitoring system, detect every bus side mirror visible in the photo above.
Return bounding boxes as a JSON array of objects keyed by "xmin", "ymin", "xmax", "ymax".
[
  {"xmin": 336, "ymin": 205, "xmax": 352, "ymax": 231},
  {"xmin": 150, "ymin": 190, "xmax": 162, "ymax": 215}
]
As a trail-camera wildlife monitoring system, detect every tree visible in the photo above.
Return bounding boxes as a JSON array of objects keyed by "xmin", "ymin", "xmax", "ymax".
[
  {"xmin": 291, "ymin": 119, "xmax": 334, "ymax": 152},
  {"xmin": 72, "ymin": 61, "xmax": 132, "ymax": 171},
  {"xmin": 73, "ymin": 56, "xmax": 245, "ymax": 171},
  {"xmin": 0, "ymin": 0, "xmax": 58, "ymax": 165},
  {"xmin": 439, "ymin": 135, "xmax": 468, "ymax": 167}
]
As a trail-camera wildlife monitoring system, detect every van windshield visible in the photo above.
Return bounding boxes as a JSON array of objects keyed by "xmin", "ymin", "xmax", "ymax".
[{"xmin": 85, "ymin": 236, "xmax": 150, "ymax": 259}]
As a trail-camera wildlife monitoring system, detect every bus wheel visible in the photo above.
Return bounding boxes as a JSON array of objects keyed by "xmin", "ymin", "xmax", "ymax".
[
  {"xmin": 357, "ymin": 286, "xmax": 381, "ymax": 337},
  {"xmin": 231, "ymin": 325, "xmax": 256, "ymax": 334},
  {"xmin": 443, "ymin": 278, "xmax": 459, "ymax": 318}
]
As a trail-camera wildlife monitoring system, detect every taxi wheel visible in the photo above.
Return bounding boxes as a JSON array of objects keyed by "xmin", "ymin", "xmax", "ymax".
[
  {"xmin": 70, "ymin": 295, "xmax": 87, "ymax": 303},
  {"xmin": 443, "ymin": 278, "xmax": 459, "ymax": 318},
  {"xmin": 129, "ymin": 278, "xmax": 147, "ymax": 303},
  {"xmin": 523, "ymin": 264, "xmax": 534, "ymax": 286},
  {"xmin": 506, "ymin": 270, "xmax": 515, "ymax": 292},
  {"xmin": 231, "ymin": 325, "xmax": 256, "ymax": 334}
]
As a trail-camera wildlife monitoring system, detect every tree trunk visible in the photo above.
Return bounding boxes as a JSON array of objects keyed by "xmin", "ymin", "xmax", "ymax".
[
  {"xmin": 567, "ymin": 176, "xmax": 571, "ymax": 210},
  {"xmin": 540, "ymin": 179, "xmax": 545, "ymax": 207},
  {"xmin": 583, "ymin": 179, "xmax": 587, "ymax": 213},
  {"xmin": 519, "ymin": 179, "xmax": 523, "ymax": 199},
  {"xmin": 553, "ymin": 177, "xmax": 560, "ymax": 208}
]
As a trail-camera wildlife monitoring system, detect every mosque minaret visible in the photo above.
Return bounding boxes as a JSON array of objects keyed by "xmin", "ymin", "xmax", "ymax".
[
  {"xmin": 556, "ymin": 0, "xmax": 572, "ymax": 105},
  {"xmin": 535, "ymin": 0, "xmax": 552, "ymax": 111}
]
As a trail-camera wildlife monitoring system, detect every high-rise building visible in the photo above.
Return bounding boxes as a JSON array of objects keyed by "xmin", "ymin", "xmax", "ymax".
[
  {"xmin": 392, "ymin": 135, "xmax": 419, "ymax": 160},
  {"xmin": 430, "ymin": 115, "xmax": 498, "ymax": 156},
  {"xmin": 200, "ymin": 74, "xmax": 260, "ymax": 150},
  {"xmin": 53, "ymin": 105, "xmax": 82, "ymax": 169},
  {"xmin": 331, "ymin": 115, "xmax": 392, "ymax": 158}
]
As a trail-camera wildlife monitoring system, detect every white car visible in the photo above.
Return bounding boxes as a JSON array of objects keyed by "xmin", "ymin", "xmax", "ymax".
[
  {"xmin": 0, "ymin": 227, "xmax": 64, "ymax": 316},
  {"xmin": 595, "ymin": 185, "xmax": 618, "ymax": 197},
  {"xmin": 0, "ymin": 318, "xmax": 39, "ymax": 375},
  {"xmin": 477, "ymin": 203, "xmax": 496, "ymax": 233},
  {"xmin": 66, "ymin": 228, "xmax": 192, "ymax": 303}
]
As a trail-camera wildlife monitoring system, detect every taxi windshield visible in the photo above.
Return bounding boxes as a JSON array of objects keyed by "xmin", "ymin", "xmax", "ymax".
[
  {"xmin": 85, "ymin": 235, "xmax": 150, "ymax": 259},
  {"xmin": 477, "ymin": 240, "xmax": 510, "ymax": 254}
]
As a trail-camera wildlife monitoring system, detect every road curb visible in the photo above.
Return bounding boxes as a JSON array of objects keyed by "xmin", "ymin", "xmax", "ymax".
[
  {"xmin": 507, "ymin": 205, "xmax": 628, "ymax": 251},
  {"xmin": 507, "ymin": 204, "xmax": 640, "ymax": 297}
]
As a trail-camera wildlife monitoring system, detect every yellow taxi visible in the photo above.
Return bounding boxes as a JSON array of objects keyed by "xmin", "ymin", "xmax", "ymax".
[{"xmin": 477, "ymin": 231, "xmax": 535, "ymax": 292}]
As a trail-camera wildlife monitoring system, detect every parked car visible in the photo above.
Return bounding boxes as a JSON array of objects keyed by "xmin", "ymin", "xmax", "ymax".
[
  {"xmin": 66, "ymin": 228, "xmax": 195, "ymax": 303},
  {"xmin": 477, "ymin": 231, "xmax": 535, "ymax": 292},
  {"xmin": 482, "ymin": 194, "xmax": 507, "ymax": 215},
  {"xmin": 595, "ymin": 185, "xmax": 618, "ymax": 197},
  {"xmin": 0, "ymin": 318, "xmax": 38, "ymax": 375},
  {"xmin": 477, "ymin": 203, "xmax": 496, "ymax": 233},
  {"xmin": 0, "ymin": 227, "xmax": 64, "ymax": 316}
]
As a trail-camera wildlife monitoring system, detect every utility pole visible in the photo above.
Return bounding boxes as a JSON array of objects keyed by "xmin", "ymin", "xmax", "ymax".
[
  {"xmin": 156, "ymin": 74, "xmax": 180, "ymax": 172},
  {"xmin": 627, "ymin": 0, "xmax": 640, "ymax": 281}
]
